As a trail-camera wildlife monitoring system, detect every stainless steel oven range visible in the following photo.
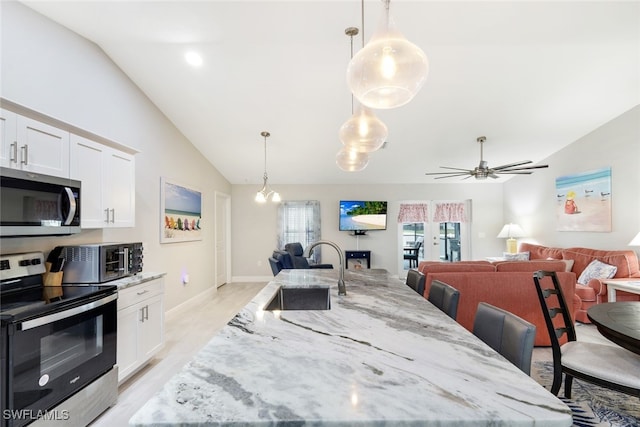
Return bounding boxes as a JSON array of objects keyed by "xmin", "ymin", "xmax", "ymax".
[{"xmin": 0, "ymin": 252, "xmax": 118, "ymax": 427}]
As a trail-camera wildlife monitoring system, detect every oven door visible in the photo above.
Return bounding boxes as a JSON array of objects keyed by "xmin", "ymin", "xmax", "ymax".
[
  {"xmin": 0, "ymin": 167, "xmax": 81, "ymax": 237},
  {"xmin": 4, "ymin": 294, "xmax": 116, "ymax": 427}
]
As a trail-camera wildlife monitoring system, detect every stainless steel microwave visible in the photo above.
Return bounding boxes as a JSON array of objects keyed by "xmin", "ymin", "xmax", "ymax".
[{"xmin": 0, "ymin": 167, "xmax": 81, "ymax": 237}]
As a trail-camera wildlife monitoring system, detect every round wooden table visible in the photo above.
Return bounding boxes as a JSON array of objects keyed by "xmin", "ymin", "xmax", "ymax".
[{"xmin": 587, "ymin": 302, "xmax": 640, "ymax": 355}]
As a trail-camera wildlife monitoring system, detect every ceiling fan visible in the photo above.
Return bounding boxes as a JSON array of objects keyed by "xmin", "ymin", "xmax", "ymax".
[{"xmin": 425, "ymin": 136, "xmax": 549, "ymax": 180}]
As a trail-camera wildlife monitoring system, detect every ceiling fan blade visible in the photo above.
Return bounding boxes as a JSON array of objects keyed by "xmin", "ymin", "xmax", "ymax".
[
  {"xmin": 427, "ymin": 173, "xmax": 473, "ymax": 179},
  {"xmin": 425, "ymin": 170, "xmax": 472, "ymax": 176},
  {"xmin": 495, "ymin": 171, "xmax": 534, "ymax": 175},
  {"xmin": 498, "ymin": 164, "xmax": 549, "ymax": 172},
  {"xmin": 439, "ymin": 166, "xmax": 474, "ymax": 172},
  {"xmin": 492, "ymin": 160, "xmax": 532, "ymax": 170}
]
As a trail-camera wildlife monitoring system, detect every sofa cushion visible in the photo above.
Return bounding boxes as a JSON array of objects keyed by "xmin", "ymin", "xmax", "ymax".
[
  {"xmin": 562, "ymin": 247, "xmax": 640, "ymax": 278},
  {"xmin": 577, "ymin": 259, "xmax": 618, "ymax": 285},
  {"xmin": 519, "ymin": 243, "xmax": 564, "ymax": 260},
  {"xmin": 419, "ymin": 262, "xmax": 496, "ymax": 275},
  {"xmin": 494, "ymin": 260, "xmax": 567, "ymax": 273}
]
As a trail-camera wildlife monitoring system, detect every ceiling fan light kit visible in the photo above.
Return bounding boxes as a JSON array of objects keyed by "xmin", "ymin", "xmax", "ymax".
[
  {"xmin": 346, "ymin": 0, "xmax": 429, "ymax": 110},
  {"xmin": 425, "ymin": 136, "xmax": 549, "ymax": 180}
]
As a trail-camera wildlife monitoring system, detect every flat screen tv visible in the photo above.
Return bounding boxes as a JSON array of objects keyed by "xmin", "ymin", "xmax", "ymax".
[{"xmin": 339, "ymin": 200, "xmax": 388, "ymax": 233}]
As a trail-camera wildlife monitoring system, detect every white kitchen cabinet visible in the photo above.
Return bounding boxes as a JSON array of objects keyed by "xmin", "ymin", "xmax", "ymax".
[
  {"xmin": 70, "ymin": 133, "xmax": 135, "ymax": 228},
  {"xmin": 116, "ymin": 278, "xmax": 165, "ymax": 384},
  {"xmin": 1, "ymin": 108, "xmax": 70, "ymax": 178}
]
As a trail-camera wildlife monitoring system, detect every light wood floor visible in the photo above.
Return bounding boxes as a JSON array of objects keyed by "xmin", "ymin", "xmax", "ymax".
[
  {"xmin": 90, "ymin": 281, "xmax": 606, "ymax": 426},
  {"xmin": 90, "ymin": 282, "xmax": 267, "ymax": 427}
]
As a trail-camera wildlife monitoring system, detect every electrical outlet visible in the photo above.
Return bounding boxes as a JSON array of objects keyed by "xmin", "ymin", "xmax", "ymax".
[{"xmin": 257, "ymin": 260, "xmax": 262, "ymax": 267}]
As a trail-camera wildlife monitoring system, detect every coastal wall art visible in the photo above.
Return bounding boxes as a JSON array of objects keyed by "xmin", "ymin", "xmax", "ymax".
[
  {"xmin": 161, "ymin": 177, "xmax": 203, "ymax": 243},
  {"xmin": 555, "ymin": 167, "xmax": 611, "ymax": 232}
]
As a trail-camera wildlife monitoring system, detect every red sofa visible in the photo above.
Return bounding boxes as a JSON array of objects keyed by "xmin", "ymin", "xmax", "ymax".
[
  {"xmin": 519, "ymin": 243, "xmax": 640, "ymax": 323},
  {"xmin": 418, "ymin": 260, "xmax": 577, "ymax": 346}
]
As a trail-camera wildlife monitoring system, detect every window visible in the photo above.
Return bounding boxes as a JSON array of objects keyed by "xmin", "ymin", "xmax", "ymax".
[{"xmin": 277, "ymin": 201, "xmax": 321, "ymax": 261}]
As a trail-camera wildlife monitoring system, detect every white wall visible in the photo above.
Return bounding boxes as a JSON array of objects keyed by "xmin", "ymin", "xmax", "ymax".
[
  {"xmin": 504, "ymin": 106, "xmax": 640, "ymax": 253},
  {"xmin": 1, "ymin": 2, "xmax": 231, "ymax": 311},
  {"xmin": 231, "ymin": 183, "xmax": 506, "ymax": 279}
]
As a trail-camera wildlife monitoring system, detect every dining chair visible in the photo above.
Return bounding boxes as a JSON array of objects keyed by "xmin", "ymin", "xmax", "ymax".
[
  {"xmin": 403, "ymin": 239, "xmax": 422, "ymax": 268},
  {"xmin": 533, "ymin": 270, "xmax": 640, "ymax": 398},
  {"xmin": 427, "ymin": 280, "xmax": 460, "ymax": 320},
  {"xmin": 472, "ymin": 302, "xmax": 536, "ymax": 375},
  {"xmin": 405, "ymin": 269, "xmax": 426, "ymax": 296}
]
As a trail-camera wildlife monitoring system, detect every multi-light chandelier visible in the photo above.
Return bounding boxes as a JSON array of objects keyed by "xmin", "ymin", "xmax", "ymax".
[
  {"xmin": 255, "ymin": 131, "xmax": 281, "ymax": 203},
  {"xmin": 336, "ymin": 0, "xmax": 429, "ymax": 172}
]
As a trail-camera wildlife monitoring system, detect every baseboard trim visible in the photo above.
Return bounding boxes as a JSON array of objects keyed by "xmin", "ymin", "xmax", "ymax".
[{"xmin": 165, "ymin": 286, "xmax": 217, "ymax": 322}]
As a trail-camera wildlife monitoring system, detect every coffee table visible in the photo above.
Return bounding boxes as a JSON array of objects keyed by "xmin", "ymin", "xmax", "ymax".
[{"xmin": 603, "ymin": 279, "xmax": 640, "ymax": 302}]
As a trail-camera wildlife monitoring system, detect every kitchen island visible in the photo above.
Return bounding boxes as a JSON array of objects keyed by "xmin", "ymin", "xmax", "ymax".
[{"xmin": 129, "ymin": 269, "xmax": 572, "ymax": 426}]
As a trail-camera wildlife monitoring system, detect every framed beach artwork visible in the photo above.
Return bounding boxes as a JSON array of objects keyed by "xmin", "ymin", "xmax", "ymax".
[
  {"xmin": 160, "ymin": 177, "xmax": 203, "ymax": 243},
  {"xmin": 555, "ymin": 167, "xmax": 611, "ymax": 232}
]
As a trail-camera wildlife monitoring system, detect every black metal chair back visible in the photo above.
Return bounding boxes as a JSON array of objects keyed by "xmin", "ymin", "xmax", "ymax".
[{"xmin": 533, "ymin": 270, "xmax": 640, "ymax": 398}]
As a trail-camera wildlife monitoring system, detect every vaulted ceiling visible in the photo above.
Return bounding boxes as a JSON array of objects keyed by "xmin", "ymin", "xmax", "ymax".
[{"xmin": 21, "ymin": 0, "xmax": 640, "ymax": 185}]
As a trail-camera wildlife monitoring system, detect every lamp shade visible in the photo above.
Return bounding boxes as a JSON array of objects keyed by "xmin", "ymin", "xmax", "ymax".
[
  {"xmin": 497, "ymin": 223, "xmax": 525, "ymax": 239},
  {"xmin": 336, "ymin": 148, "xmax": 369, "ymax": 172},
  {"xmin": 497, "ymin": 223, "xmax": 525, "ymax": 254},
  {"xmin": 339, "ymin": 103, "xmax": 388, "ymax": 153},
  {"xmin": 346, "ymin": 10, "xmax": 428, "ymax": 110},
  {"xmin": 629, "ymin": 232, "xmax": 640, "ymax": 246}
]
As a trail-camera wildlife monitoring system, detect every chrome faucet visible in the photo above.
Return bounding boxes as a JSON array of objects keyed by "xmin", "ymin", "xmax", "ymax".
[{"xmin": 303, "ymin": 240, "xmax": 346, "ymax": 296}]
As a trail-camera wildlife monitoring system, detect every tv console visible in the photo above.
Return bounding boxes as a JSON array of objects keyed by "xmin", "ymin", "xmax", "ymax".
[{"xmin": 345, "ymin": 250, "xmax": 371, "ymax": 269}]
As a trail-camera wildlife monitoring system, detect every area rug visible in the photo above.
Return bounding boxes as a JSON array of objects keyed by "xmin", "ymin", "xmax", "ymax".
[{"xmin": 531, "ymin": 361, "xmax": 640, "ymax": 427}]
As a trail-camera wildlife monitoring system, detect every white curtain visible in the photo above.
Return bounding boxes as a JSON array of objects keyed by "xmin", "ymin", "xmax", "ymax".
[{"xmin": 277, "ymin": 201, "xmax": 321, "ymax": 261}]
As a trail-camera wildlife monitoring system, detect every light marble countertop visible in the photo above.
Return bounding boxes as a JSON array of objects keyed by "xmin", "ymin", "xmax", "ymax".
[
  {"xmin": 129, "ymin": 268, "xmax": 572, "ymax": 426},
  {"xmin": 110, "ymin": 272, "xmax": 166, "ymax": 290}
]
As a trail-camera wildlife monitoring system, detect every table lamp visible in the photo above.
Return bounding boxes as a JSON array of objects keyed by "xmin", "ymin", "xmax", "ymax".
[{"xmin": 497, "ymin": 223, "xmax": 525, "ymax": 254}]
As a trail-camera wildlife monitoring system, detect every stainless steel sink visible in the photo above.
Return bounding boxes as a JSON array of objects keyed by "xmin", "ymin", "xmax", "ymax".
[{"xmin": 264, "ymin": 286, "xmax": 331, "ymax": 311}]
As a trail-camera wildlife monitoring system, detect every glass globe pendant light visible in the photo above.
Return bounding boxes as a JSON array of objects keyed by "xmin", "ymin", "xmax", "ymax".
[
  {"xmin": 347, "ymin": 0, "xmax": 429, "ymax": 109},
  {"xmin": 336, "ymin": 147, "xmax": 369, "ymax": 172},
  {"xmin": 340, "ymin": 27, "xmax": 388, "ymax": 154}
]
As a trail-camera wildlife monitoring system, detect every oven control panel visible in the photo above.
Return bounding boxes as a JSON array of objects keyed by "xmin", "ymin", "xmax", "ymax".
[{"xmin": 0, "ymin": 252, "xmax": 46, "ymax": 281}]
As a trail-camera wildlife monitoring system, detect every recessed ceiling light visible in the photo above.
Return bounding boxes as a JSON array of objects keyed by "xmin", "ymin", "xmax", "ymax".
[{"xmin": 184, "ymin": 51, "xmax": 203, "ymax": 67}]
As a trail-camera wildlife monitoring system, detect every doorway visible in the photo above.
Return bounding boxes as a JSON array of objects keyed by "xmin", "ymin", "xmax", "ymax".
[
  {"xmin": 215, "ymin": 191, "xmax": 231, "ymax": 288},
  {"xmin": 398, "ymin": 200, "xmax": 471, "ymax": 277}
]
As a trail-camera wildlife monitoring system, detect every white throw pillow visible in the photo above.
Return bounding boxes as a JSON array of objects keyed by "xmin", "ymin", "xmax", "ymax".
[
  {"xmin": 503, "ymin": 251, "xmax": 530, "ymax": 261},
  {"xmin": 577, "ymin": 259, "xmax": 617, "ymax": 285}
]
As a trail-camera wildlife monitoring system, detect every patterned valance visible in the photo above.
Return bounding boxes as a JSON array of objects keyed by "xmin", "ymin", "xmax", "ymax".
[
  {"xmin": 432, "ymin": 202, "xmax": 468, "ymax": 223},
  {"xmin": 397, "ymin": 203, "xmax": 429, "ymax": 223}
]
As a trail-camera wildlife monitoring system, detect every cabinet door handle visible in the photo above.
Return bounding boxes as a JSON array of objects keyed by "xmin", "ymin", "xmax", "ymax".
[
  {"xmin": 144, "ymin": 305, "xmax": 149, "ymax": 321},
  {"xmin": 140, "ymin": 306, "xmax": 145, "ymax": 322},
  {"xmin": 136, "ymin": 290, "xmax": 149, "ymax": 296},
  {"xmin": 104, "ymin": 208, "xmax": 110, "ymax": 223},
  {"xmin": 110, "ymin": 208, "xmax": 115, "ymax": 223},
  {"xmin": 10, "ymin": 142, "xmax": 17, "ymax": 163},
  {"xmin": 20, "ymin": 144, "xmax": 28, "ymax": 165}
]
